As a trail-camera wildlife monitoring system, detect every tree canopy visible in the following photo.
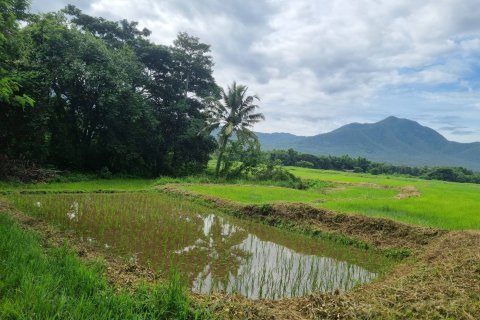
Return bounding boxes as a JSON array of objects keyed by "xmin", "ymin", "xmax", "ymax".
[
  {"xmin": 0, "ymin": 0, "xmax": 34, "ymax": 107},
  {"xmin": 0, "ymin": 5, "xmax": 219, "ymax": 176}
]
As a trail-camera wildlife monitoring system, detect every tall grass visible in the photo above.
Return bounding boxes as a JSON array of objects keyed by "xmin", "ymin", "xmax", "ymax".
[{"xmin": 0, "ymin": 213, "xmax": 211, "ymax": 320}]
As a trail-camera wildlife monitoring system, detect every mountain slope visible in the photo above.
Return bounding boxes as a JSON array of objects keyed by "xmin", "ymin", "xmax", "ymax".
[{"xmin": 257, "ymin": 116, "xmax": 480, "ymax": 171}]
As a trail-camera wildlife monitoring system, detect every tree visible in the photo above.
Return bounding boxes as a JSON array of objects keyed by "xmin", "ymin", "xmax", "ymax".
[
  {"xmin": 0, "ymin": 0, "xmax": 34, "ymax": 107},
  {"xmin": 1, "ymin": 6, "xmax": 218, "ymax": 177},
  {"xmin": 204, "ymin": 82, "xmax": 265, "ymax": 177}
]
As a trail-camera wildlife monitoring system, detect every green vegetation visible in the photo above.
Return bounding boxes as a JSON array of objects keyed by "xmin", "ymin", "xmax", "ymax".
[
  {"xmin": 0, "ymin": 213, "xmax": 210, "ymax": 319},
  {"xmin": 179, "ymin": 183, "xmax": 326, "ymax": 204},
  {"xmin": 269, "ymin": 149, "xmax": 480, "ymax": 183},
  {"xmin": 8, "ymin": 192, "xmax": 390, "ymax": 299},
  {"xmin": 0, "ymin": 174, "xmax": 304, "ymax": 193},
  {"xmin": 204, "ymin": 81, "xmax": 264, "ymax": 177},
  {"xmin": 1, "ymin": 3, "xmax": 219, "ymax": 177},
  {"xmin": 0, "ymin": 0, "xmax": 34, "ymax": 108},
  {"xmin": 287, "ymin": 167, "xmax": 418, "ymax": 186},
  {"xmin": 3, "ymin": 164, "xmax": 479, "ymax": 230},
  {"xmin": 3, "ymin": 165, "xmax": 479, "ymax": 230},
  {"xmin": 0, "ymin": 178, "xmax": 157, "ymax": 193},
  {"xmin": 176, "ymin": 167, "xmax": 480, "ymax": 230},
  {"xmin": 1, "ymin": 1, "xmax": 478, "ymax": 319}
]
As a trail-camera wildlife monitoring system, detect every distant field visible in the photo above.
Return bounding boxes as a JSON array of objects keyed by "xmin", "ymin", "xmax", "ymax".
[
  {"xmin": 0, "ymin": 179, "xmax": 156, "ymax": 192},
  {"xmin": 178, "ymin": 167, "xmax": 480, "ymax": 230},
  {"xmin": 286, "ymin": 167, "xmax": 419, "ymax": 186}
]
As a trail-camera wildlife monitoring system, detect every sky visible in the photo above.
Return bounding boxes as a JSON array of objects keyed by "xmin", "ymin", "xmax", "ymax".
[{"xmin": 30, "ymin": 0, "xmax": 480, "ymax": 142}]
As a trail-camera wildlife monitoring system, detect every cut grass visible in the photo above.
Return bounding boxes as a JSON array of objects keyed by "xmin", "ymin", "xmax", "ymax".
[{"xmin": 0, "ymin": 213, "xmax": 211, "ymax": 320}]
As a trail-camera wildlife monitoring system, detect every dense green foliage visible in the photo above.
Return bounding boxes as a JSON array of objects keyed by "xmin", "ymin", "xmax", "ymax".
[
  {"xmin": 1, "ymin": 4, "xmax": 218, "ymax": 176},
  {"xmin": 0, "ymin": 0, "xmax": 34, "ymax": 107},
  {"xmin": 0, "ymin": 213, "xmax": 210, "ymax": 319},
  {"xmin": 268, "ymin": 149, "xmax": 480, "ymax": 184}
]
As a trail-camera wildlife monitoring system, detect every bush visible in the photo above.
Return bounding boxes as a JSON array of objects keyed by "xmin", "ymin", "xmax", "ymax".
[
  {"xmin": 296, "ymin": 160, "xmax": 314, "ymax": 168},
  {"xmin": 99, "ymin": 166, "xmax": 113, "ymax": 179}
]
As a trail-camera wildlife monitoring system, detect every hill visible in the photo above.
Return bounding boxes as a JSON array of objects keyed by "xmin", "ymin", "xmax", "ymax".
[{"xmin": 257, "ymin": 116, "xmax": 480, "ymax": 171}]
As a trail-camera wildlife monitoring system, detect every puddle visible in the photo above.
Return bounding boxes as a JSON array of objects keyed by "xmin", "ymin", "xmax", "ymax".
[{"xmin": 10, "ymin": 193, "xmax": 392, "ymax": 299}]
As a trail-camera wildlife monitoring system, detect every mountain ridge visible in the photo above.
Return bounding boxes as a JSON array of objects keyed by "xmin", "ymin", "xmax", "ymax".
[{"xmin": 256, "ymin": 116, "xmax": 480, "ymax": 171}]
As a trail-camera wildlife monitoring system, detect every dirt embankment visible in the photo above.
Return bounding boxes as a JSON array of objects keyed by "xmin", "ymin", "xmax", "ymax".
[
  {"xmin": 395, "ymin": 185, "xmax": 421, "ymax": 199},
  {"xmin": 160, "ymin": 185, "xmax": 442, "ymax": 253},
  {"xmin": 348, "ymin": 230, "xmax": 480, "ymax": 319},
  {"xmin": 328, "ymin": 181, "xmax": 421, "ymax": 200}
]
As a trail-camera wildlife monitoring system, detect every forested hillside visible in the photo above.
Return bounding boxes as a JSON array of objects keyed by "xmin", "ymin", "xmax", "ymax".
[{"xmin": 257, "ymin": 117, "xmax": 480, "ymax": 171}]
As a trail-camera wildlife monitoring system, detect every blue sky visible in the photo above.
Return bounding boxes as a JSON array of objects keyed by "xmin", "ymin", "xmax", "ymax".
[{"xmin": 30, "ymin": 0, "xmax": 480, "ymax": 142}]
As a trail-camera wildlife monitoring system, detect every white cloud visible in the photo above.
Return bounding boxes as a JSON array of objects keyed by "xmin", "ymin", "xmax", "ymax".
[{"xmin": 31, "ymin": 0, "xmax": 480, "ymax": 141}]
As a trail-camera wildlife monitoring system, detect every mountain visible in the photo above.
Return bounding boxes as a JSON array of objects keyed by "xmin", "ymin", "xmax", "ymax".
[{"xmin": 257, "ymin": 116, "xmax": 480, "ymax": 171}]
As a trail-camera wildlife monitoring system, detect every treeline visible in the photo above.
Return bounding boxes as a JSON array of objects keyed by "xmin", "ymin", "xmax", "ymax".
[
  {"xmin": 268, "ymin": 149, "xmax": 480, "ymax": 184},
  {"xmin": 1, "ymin": 1, "xmax": 219, "ymax": 177}
]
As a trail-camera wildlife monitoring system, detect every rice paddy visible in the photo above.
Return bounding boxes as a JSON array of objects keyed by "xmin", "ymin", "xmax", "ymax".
[
  {"xmin": 8, "ymin": 192, "xmax": 391, "ymax": 300},
  {"xmin": 176, "ymin": 168, "xmax": 480, "ymax": 230},
  {"xmin": 3, "ymin": 168, "xmax": 480, "ymax": 318}
]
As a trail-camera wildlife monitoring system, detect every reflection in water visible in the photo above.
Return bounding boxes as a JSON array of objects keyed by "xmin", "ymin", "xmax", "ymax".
[
  {"xmin": 183, "ymin": 215, "xmax": 377, "ymax": 299},
  {"xmin": 12, "ymin": 193, "xmax": 384, "ymax": 300}
]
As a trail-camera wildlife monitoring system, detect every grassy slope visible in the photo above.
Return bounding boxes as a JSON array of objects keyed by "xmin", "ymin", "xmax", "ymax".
[{"xmin": 0, "ymin": 212, "xmax": 209, "ymax": 320}]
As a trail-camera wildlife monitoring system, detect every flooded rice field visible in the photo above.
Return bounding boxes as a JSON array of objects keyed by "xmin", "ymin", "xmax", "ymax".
[{"xmin": 10, "ymin": 193, "xmax": 393, "ymax": 299}]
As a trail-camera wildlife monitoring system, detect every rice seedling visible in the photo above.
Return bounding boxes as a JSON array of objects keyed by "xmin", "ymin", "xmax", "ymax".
[
  {"xmin": 8, "ymin": 192, "xmax": 392, "ymax": 299},
  {"xmin": 0, "ymin": 213, "xmax": 210, "ymax": 320}
]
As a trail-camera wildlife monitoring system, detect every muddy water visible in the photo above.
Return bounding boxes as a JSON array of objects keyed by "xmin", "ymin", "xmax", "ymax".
[{"xmin": 11, "ymin": 193, "xmax": 392, "ymax": 299}]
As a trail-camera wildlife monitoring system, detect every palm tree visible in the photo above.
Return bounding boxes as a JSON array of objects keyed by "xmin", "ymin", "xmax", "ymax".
[{"xmin": 204, "ymin": 82, "xmax": 265, "ymax": 177}]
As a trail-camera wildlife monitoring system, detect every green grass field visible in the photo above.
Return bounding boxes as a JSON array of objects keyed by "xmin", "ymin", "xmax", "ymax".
[
  {"xmin": 1, "ymin": 168, "xmax": 479, "ymax": 318},
  {"xmin": 177, "ymin": 167, "xmax": 480, "ymax": 230}
]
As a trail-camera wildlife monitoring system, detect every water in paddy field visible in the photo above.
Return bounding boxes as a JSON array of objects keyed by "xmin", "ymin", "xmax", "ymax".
[{"xmin": 11, "ymin": 193, "xmax": 392, "ymax": 299}]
